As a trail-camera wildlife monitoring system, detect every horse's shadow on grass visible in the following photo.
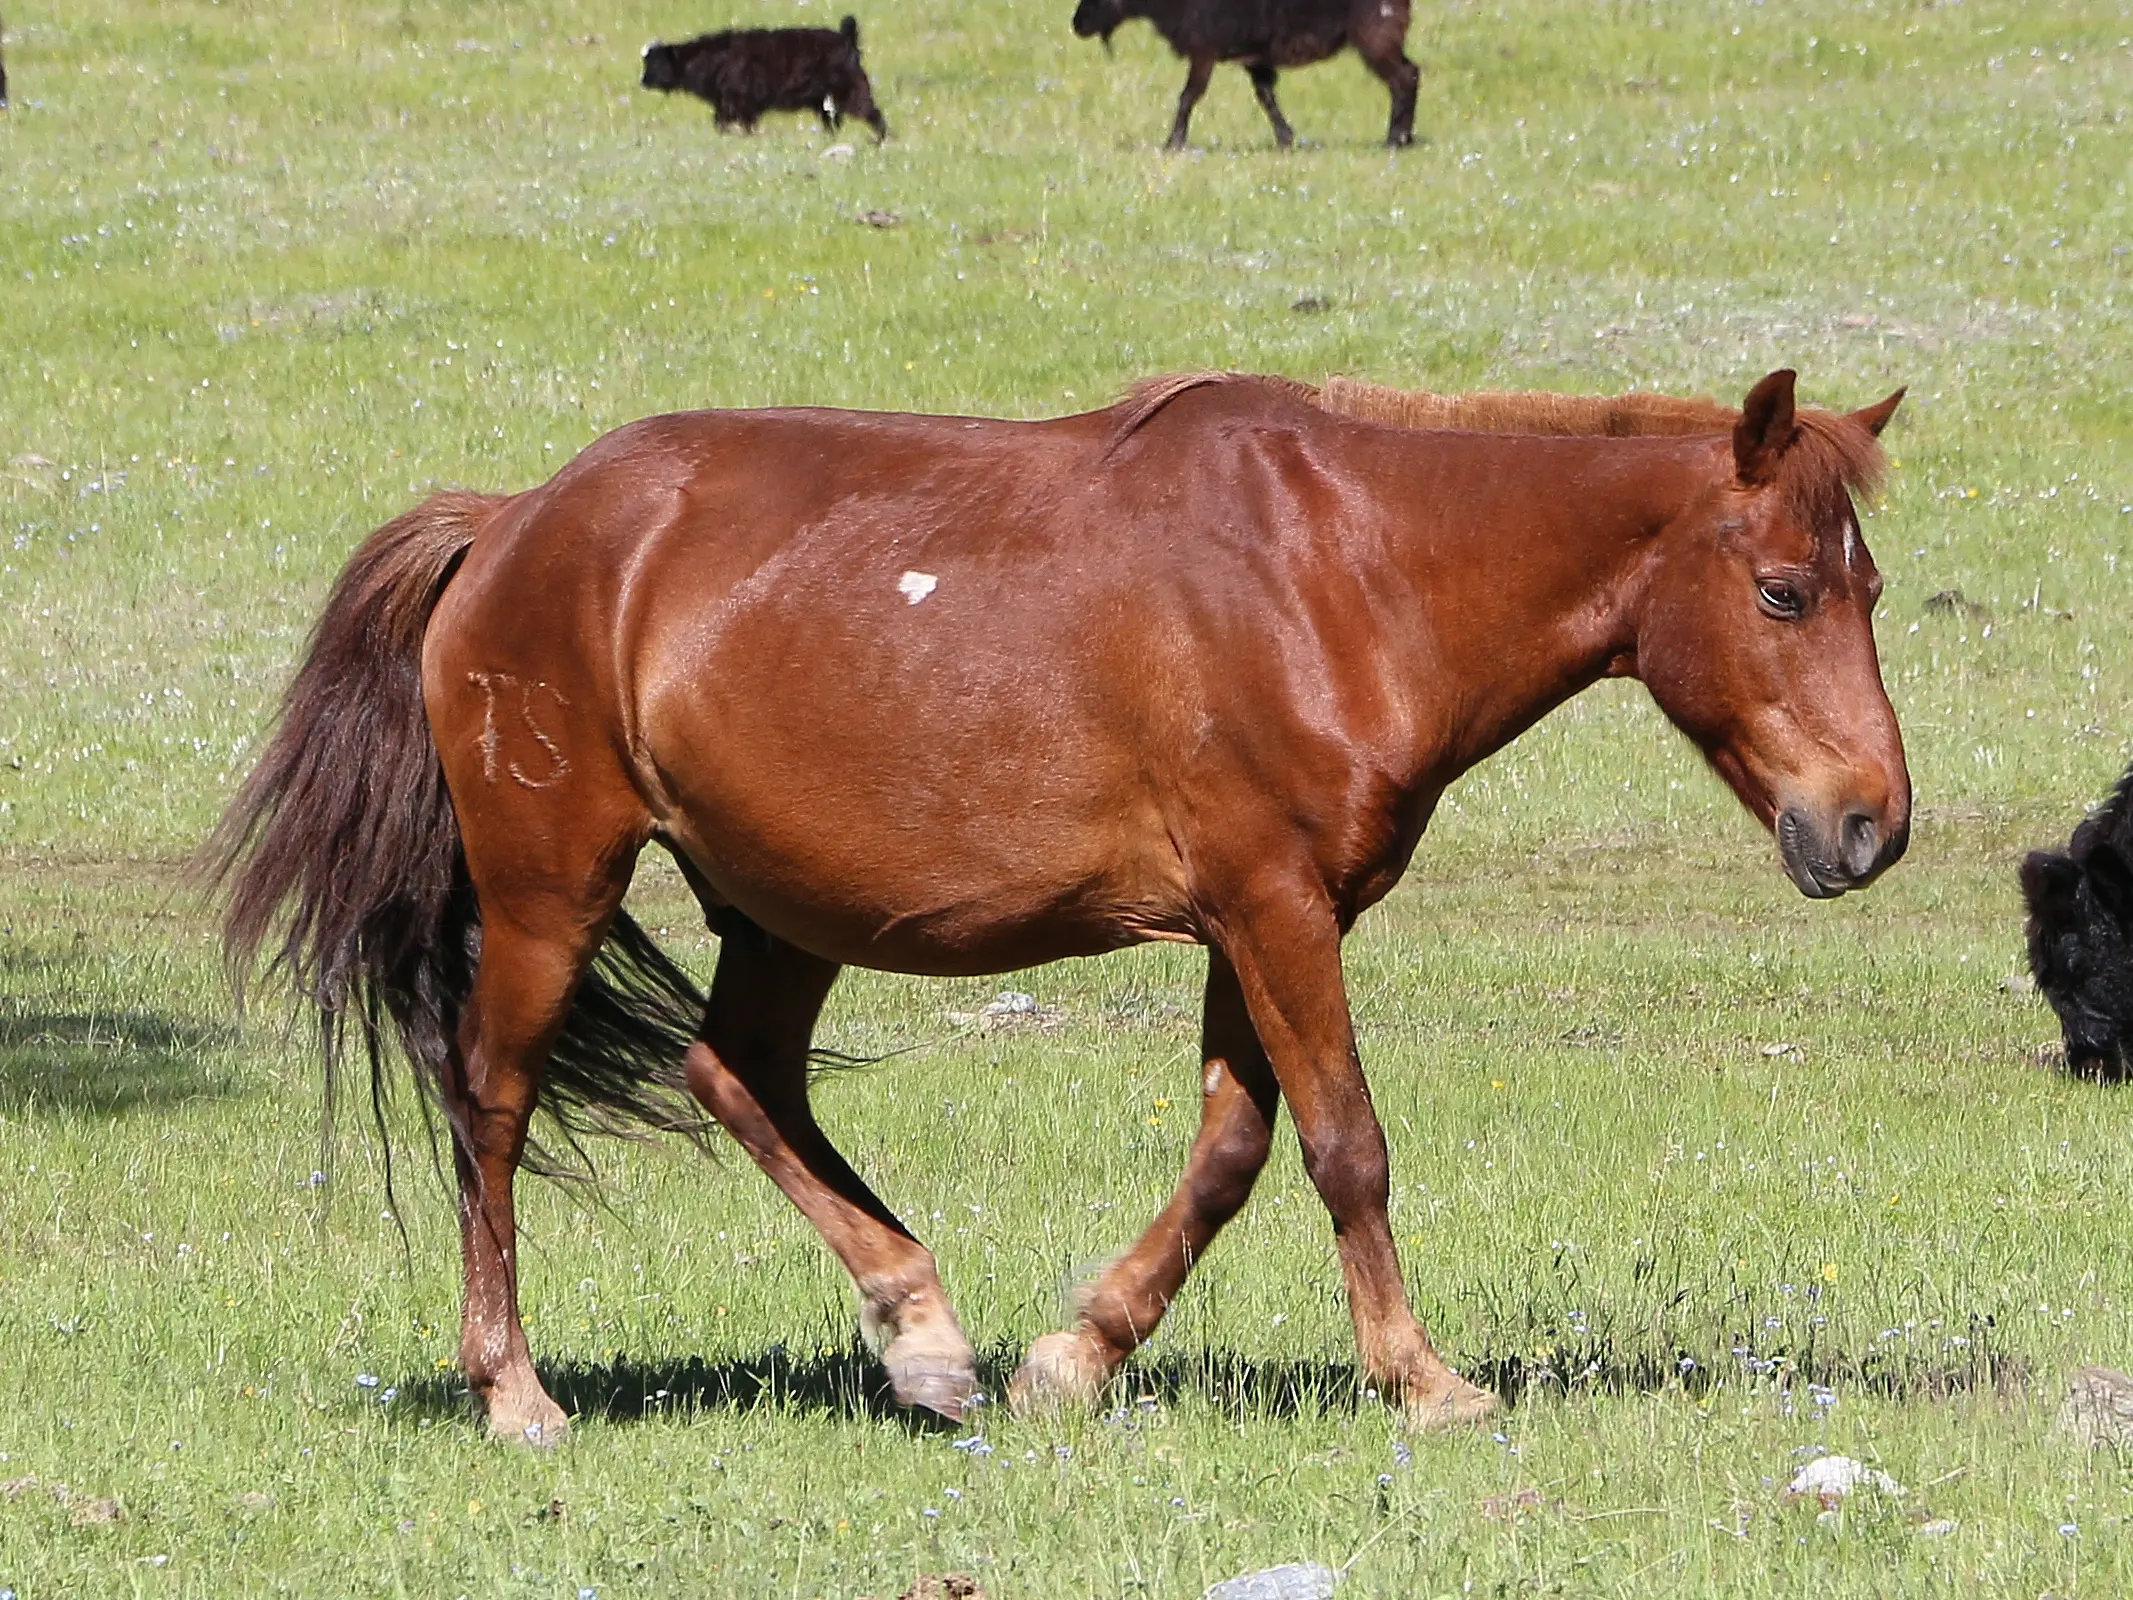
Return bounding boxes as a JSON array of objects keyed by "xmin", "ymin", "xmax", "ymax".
[
  {"xmin": 0, "ymin": 1010, "xmax": 243, "ymax": 1115},
  {"xmin": 387, "ymin": 1345, "xmax": 1385, "ymax": 1431},
  {"xmin": 384, "ymin": 1336, "xmax": 2024, "ymax": 1430}
]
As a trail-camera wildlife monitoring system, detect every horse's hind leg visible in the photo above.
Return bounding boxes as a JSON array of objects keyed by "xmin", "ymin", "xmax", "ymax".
[
  {"xmin": 445, "ymin": 883, "xmax": 626, "ymax": 1446},
  {"xmin": 1010, "ymin": 952, "xmax": 1279, "ymax": 1410},
  {"xmin": 1247, "ymin": 63, "xmax": 1295, "ymax": 148},
  {"xmin": 685, "ymin": 925, "xmax": 978, "ymax": 1419}
]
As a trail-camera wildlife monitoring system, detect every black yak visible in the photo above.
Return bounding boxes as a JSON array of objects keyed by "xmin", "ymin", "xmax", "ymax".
[
  {"xmin": 1071, "ymin": 0, "xmax": 1417, "ymax": 150},
  {"xmin": 641, "ymin": 15, "xmax": 887, "ymax": 140},
  {"xmin": 2022, "ymin": 758, "xmax": 2133, "ymax": 1081}
]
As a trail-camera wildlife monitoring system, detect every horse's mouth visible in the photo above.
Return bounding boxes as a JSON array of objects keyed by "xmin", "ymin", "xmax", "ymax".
[
  {"xmin": 1777, "ymin": 810, "xmax": 1852, "ymax": 899},
  {"xmin": 1776, "ymin": 805, "xmax": 1904, "ymax": 899}
]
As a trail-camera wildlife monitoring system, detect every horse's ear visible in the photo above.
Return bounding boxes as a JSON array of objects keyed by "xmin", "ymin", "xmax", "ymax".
[
  {"xmin": 1733, "ymin": 368, "xmax": 1799, "ymax": 485},
  {"xmin": 2090, "ymin": 842, "xmax": 2133, "ymax": 922},
  {"xmin": 1852, "ymin": 387, "xmax": 1906, "ymax": 438}
]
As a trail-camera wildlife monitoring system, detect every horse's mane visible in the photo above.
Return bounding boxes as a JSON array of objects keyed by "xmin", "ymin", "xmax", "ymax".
[
  {"xmin": 1314, "ymin": 375, "xmax": 1888, "ymax": 505},
  {"xmin": 1100, "ymin": 371, "xmax": 1886, "ymax": 505},
  {"xmin": 1315, "ymin": 376, "xmax": 1736, "ymax": 437}
]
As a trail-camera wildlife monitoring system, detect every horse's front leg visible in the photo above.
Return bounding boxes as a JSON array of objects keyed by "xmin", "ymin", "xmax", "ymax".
[
  {"xmin": 1215, "ymin": 882, "xmax": 1499, "ymax": 1430},
  {"xmin": 1011, "ymin": 951, "xmax": 1280, "ymax": 1409}
]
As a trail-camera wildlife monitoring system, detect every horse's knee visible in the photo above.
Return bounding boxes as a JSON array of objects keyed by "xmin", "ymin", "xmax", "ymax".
[{"xmin": 1299, "ymin": 1122, "xmax": 1389, "ymax": 1218}]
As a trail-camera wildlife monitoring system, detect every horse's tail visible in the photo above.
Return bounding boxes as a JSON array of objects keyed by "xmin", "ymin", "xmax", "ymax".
[{"xmin": 201, "ymin": 490, "xmax": 708, "ymax": 1182}]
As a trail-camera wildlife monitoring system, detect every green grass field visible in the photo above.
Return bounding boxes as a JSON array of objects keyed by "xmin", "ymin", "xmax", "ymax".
[{"xmin": 3, "ymin": 0, "xmax": 2131, "ymax": 1593}]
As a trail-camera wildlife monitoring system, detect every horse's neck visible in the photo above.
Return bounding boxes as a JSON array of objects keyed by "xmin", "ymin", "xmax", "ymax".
[{"xmin": 1375, "ymin": 431, "xmax": 1714, "ymax": 772}]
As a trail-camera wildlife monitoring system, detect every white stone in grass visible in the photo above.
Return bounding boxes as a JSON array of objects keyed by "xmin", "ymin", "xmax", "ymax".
[
  {"xmin": 2053, "ymin": 1364, "xmax": 2133, "ymax": 1447},
  {"xmin": 1784, "ymin": 1454, "xmax": 1905, "ymax": 1508},
  {"xmin": 1204, "ymin": 1564, "xmax": 1339, "ymax": 1600},
  {"xmin": 947, "ymin": 990, "xmax": 1062, "ymax": 1030}
]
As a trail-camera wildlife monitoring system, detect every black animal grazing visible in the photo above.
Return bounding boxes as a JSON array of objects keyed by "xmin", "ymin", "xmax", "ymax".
[
  {"xmin": 1072, "ymin": 0, "xmax": 1417, "ymax": 150},
  {"xmin": 640, "ymin": 16, "xmax": 887, "ymax": 141},
  {"xmin": 2022, "ymin": 758, "xmax": 2133, "ymax": 1082}
]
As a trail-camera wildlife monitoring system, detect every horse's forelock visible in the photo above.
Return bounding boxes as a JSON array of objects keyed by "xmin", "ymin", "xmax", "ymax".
[{"xmin": 1785, "ymin": 409, "xmax": 1888, "ymax": 512}]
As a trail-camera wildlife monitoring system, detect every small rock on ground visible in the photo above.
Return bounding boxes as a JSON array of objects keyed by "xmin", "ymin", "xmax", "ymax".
[
  {"xmin": 1784, "ymin": 1454, "xmax": 1905, "ymax": 1508},
  {"xmin": 949, "ymin": 991, "xmax": 1065, "ymax": 1030},
  {"xmin": 2054, "ymin": 1365, "xmax": 2133, "ymax": 1447},
  {"xmin": 1204, "ymin": 1563, "xmax": 1340, "ymax": 1600}
]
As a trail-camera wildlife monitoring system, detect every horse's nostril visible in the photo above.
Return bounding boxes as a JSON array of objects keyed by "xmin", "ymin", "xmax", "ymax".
[{"xmin": 1841, "ymin": 811, "xmax": 1880, "ymax": 878}]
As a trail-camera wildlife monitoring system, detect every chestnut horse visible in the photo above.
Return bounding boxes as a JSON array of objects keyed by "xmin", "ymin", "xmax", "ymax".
[{"xmin": 210, "ymin": 367, "xmax": 1907, "ymax": 1443}]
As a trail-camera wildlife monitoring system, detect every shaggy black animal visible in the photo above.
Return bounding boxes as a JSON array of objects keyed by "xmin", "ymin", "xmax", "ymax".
[
  {"xmin": 2022, "ymin": 759, "xmax": 2133, "ymax": 1081},
  {"xmin": 1071, "ymin": 0, "xmax": 1416, "ymax": 150},
  {"xmin": 641, "ymin": 16, "xmax": 887, "ymax": 140}
]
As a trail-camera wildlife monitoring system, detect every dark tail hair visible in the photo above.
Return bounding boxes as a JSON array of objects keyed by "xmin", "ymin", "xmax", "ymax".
[
  {"xmin": 840, "ymin": 14, "xmax": 860, "ymax": 47},
  {"xmin": 201, "ymin": 491, "xmax": 708, "ymax": 1187}
]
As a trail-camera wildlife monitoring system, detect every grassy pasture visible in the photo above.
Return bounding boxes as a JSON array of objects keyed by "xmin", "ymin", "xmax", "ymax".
[{"xmin": 2, "ymin": 0, "xmax": 2132, "ymax": 1593}]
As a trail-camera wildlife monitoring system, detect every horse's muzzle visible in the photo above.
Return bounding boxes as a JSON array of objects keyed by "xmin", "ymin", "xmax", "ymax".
[{"xmin": 1777, "ymin": 806, "xmax": 1908, "ymax": 898}]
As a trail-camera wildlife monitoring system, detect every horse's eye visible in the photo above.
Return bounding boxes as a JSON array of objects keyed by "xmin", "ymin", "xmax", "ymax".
[{"xmin": 1756, "ymin": 578, "xmax": 1803, "ymax": 619}]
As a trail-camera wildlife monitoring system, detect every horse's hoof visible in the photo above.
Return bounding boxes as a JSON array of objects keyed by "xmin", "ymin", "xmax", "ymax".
[
  {"xmin": 484, "ymin": 1391, "xmax": 570, "ymax": 1447},
  {"xmin": 883, "ymin": 1329, "xmax": 979, "ymax": 1421},
  {"xmin": 1399, "ymin": 1375, "xmax": 1500, "ymax": 1433},
  {"xmin": 889, "ymin": 1359, "xmax": 978, "ymax": 1421},
  {"xmin": 1008, "ymin": 1331, "xmax": 1110, "ymax": 1414}
]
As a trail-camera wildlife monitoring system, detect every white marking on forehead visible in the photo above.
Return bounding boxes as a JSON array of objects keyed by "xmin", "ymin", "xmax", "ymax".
[
  {"xmin": 898, "ymin": 570, "xmax": 938, "ymax": 605},
  {"xmin": 1842, "ymin": 516, "xmax": 1859, "ymax": 571}
]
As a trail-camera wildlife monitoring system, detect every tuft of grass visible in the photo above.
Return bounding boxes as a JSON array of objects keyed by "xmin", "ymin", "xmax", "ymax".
[{"xmin": 3, "ymin": 0, "xmax": 2132, "ymax": 1593}]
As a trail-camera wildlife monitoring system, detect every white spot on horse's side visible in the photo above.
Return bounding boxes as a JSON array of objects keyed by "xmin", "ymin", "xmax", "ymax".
[{"xmin": 899, "ymin": 570, "xmax": 938, "ymax": 605}]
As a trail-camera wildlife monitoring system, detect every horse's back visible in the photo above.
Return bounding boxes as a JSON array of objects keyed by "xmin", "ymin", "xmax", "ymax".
[{"xmin": 428, "ymin": 401, "xmax": 1246, "ymax": 971}]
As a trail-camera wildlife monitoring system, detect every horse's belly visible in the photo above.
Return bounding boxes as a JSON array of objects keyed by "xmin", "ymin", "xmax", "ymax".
[
  {"xmin": 642, "ymin": 691, "xmax": 1195, "ymax": 974},
  {"xmin": 662, "ymin": 797, "xmax": 1197, "ymax": 976}
]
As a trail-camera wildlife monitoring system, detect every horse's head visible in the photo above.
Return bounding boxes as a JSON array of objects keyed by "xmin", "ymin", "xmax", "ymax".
[
  {"xmin": 2022, "ymin": 839, "xmax": 2133, "ymax": 1080},
  {"xmin": 1634, "ymin": 369, "xmax": 1909, "ymax": 898}
]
